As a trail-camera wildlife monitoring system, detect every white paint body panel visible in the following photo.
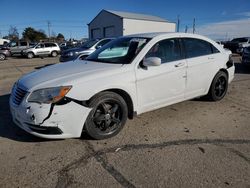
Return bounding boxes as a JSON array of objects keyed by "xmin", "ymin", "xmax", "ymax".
[{"xmin": 9, "ymin": 33, "xmax": 235, "ymax": 139}]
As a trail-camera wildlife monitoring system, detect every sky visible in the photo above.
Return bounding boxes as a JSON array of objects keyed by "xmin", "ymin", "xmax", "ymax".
[{"xmin": 0, "ymin": 0, "xmax": 250, "ymax": 40}]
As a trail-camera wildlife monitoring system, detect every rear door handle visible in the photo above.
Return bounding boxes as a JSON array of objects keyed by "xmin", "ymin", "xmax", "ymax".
[
  {"xmin": 175, "ymin": 62, "xmax": 185, "ymax": 67},
  {"xmin": 208, "ymin": 57, "xmax": 214, "ymax": 60}
]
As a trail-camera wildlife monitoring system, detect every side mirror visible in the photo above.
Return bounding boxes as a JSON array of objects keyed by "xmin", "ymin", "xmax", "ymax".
[
  {"xmin": 143, "ymin": 57, "xmax": 161, "ymax": 67},
  {"xmin": 96, "ymin": 45, "xmax": 102, "ymax": 49}
]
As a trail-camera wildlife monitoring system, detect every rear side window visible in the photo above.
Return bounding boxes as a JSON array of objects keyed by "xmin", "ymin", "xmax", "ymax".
[
  {"xmin": 145, "ymin": 38, "xmax": 183, "ymax": 63},
  {"xmin": 20, "ymin": 42, "xmax": 27, "ymax": 46},
  {"xmin": 183, "ymin": 38, "xmax": 213, "ymax": 58},
  {"xmin": 45, "ymin": 43, "xmax": 52, "ymax": 47},
  {"xmin": 50, "ymin": 43, "xmax": 57, "ymax": 47}
]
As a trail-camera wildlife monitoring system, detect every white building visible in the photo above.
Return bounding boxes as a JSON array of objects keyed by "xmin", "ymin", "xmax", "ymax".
[{"xmin": 88, "ymin": 10, "xmax": 176, "ymax": 39}]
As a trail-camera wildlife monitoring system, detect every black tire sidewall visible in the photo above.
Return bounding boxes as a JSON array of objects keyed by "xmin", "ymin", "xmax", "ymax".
[
  {"xmin": 84, "ymin": 92, "xmax": 128, "ymax": 140},
  {"xmin": 209, "ymin": 71, "xmax": 228, "ymax": 101},
  {"xmin": 51, "ymin": 51, "xmax": 57, "ymax": 57},
  {"xmin": 27, "ymin": 52, "xmax": 34, "ymax": 59}
]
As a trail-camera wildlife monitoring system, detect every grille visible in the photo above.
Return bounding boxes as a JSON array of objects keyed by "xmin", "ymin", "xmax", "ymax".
[{"xmin": 12, "ymin": 85, "xmax": 27, "ymax": 105}]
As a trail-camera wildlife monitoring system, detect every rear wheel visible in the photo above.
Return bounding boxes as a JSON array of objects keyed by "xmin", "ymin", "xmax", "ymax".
[
  {"xmin": 84, "ymin": 92, "xmax": 128, "ymax": 140},
  {"xmin": 51, "ymin": 51, "xmax": 58, "ymax": 57},
  {"xmin": 206, "ymin": 71, "xmax": 228, "ymax": 101},
  {"xmin": 27, "ymin": 52, "xmax": 34, "ymax": 59},
  {"xmin": 0, "ymin": 54, "xmax": 6, "ymax": 61}
]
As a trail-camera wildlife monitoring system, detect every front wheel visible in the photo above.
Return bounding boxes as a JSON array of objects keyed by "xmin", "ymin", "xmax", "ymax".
[
  {"xmin": 51, "ymin": 51, "xmax": 58, "ymax": 57},
  {"xmin": 84, "ymin": 92, "xmax": 128, "ymax": 140},
  {"xmin": 27, "ymin": 52, "xmax": 34, "ymax": 59},
  {"xmin": 206, "ymin": 71, "xmax": 228, "ymax": 101}
]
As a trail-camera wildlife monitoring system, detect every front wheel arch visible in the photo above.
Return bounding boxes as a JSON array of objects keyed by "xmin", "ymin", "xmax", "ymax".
[{"xmin": 87, "ymin": 89, "xmax": 135, "ymax": 119}]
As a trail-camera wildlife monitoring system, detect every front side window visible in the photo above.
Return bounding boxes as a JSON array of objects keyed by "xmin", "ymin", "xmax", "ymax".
[
  {"xmin": 145, "ymin": 38, "xmax": 182, "ymax": 63},
  {"xmin": 96, "ymin": 39, "xmax": 112, "ymax": 48},
  {"xmin": 36, "ymin": 44, "xmax": 44, "ymax": 49},
  {"xmin": 183, "ymin": 38, "xmax": 213, "ymax": 58},
  {"xmin": 9, "ymin": 42, "xmax": 18, "ymax": 47},
  {"xmin": 81, "ymin": 39, "xmax": 99, "ymax": 49},
  {"xmin": 86, "ymin": 37, "xmax": 150, "ymax": 64}
]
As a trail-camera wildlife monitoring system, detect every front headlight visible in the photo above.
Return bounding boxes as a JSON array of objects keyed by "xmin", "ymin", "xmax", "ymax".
[{"xmin": 27, "ymin": 86, "xmax": 72, "ymax": 104}]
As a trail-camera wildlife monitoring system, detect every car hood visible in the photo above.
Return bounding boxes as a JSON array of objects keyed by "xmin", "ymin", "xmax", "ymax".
[{"xmin": 18, "ymin": 60, "xmax": 123, "ymax": 91}]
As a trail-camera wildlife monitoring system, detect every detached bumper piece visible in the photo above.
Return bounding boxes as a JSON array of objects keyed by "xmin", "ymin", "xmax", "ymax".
[{"xmin": 25, "ymin": 123, "xmax": 63, "ymax": 135}]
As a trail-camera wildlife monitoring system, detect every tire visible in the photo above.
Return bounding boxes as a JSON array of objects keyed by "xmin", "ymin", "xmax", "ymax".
[
  {"xmin": 84, "ymin": 91, "xmax": 128, "ymax": 140},
  {"xmin": 51, "ymin": 51, "xmax": 58, "ymax": 57},
  {"xmin": 27, "ymin": 52, "xmax": 34, "ymax": 59},
  {"xmin": 0, "ymin": 54, "xmax": 6, "ymax": 61},
  {"xmin": 206, "ymin": 71, "xmax": 228, "ymax": 101}
]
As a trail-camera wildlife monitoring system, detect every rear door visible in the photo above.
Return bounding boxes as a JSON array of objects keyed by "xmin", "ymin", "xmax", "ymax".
[{"xmin": 182, "ymin": 38, "xmax": 220, "ymax": 99}]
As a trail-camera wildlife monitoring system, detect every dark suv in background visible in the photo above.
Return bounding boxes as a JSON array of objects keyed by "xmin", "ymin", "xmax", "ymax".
[
  {"xmin": 60, "ymin": 38, "xmax": 113, "ymax": 62},
  {"xmin": 242, "ymin": 46, "xmax": 250, "ymax": 67},
  {"xmin": 224, "ymin": 37, "xmax": 250, "ymax": 54}
]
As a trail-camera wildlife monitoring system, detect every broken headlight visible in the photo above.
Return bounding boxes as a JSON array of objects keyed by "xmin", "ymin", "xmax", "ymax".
[{"xmin": 27, "ymin": 86, "xmax": 72, "ymax": 104}]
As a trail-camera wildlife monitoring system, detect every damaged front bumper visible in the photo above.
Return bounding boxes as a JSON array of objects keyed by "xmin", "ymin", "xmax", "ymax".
[{"xmin": 9, "ymin": 94, "xmax": 91, "ymax": 139}]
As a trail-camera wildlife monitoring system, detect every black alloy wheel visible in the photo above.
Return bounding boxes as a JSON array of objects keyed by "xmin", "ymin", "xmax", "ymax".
[
  {"xmin": 207, "ymin": 71, "xmax": 228, "ymax": 101},
  {"xmin": 84, "ymin": 92, "xmax": 128, "ymax": 140}
]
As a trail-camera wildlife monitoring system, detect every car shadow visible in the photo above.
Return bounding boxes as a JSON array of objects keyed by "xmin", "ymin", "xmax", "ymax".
[
  {"xmin": 0, "ymin": 94, "xmax": 47, "ymax": 142},
  {"xmin": 234, "ymin": 63, "xmax": 250, "ymax": 74},
  {"xmin": 35, "ymin": 63, "xmax": 54, "ymax": 70}
]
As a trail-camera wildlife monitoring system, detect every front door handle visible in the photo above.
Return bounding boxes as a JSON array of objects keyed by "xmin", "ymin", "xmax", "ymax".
[{"xmin": 175, "ymin": 62, "xmax": 185, "ymax": 67}]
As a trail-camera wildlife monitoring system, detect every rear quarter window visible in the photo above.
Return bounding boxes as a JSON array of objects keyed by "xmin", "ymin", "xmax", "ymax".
[{"xmin": 20, "ymin": 42, "xmax": 27, "ymax": 46}]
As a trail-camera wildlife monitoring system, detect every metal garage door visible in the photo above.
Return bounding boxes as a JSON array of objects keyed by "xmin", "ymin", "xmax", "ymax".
[
  {"xmin": 104, "ymin": 26, "xmax": 115, "ymax": 38},
  {"xmin": 91, "ymin": 28, "xmax": 101, "ymax": 39}
]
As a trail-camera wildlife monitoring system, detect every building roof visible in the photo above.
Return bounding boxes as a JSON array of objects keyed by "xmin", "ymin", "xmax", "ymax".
[{"xmin": 105, "ymin": 10, "xmax": 169, "ymax": 22}]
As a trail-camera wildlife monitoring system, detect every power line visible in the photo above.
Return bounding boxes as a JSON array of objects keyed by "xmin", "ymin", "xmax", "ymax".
[
  {"xmin": 47, "ymin": 21, "xmax": 51, "ymax": 39},
  {"xmin": 193, "ymin": 18, "xmax": 196, "ymax": 34},
  {"xmin": 177, "ymin": 15, "xmax": 180, "ymax": 32}
]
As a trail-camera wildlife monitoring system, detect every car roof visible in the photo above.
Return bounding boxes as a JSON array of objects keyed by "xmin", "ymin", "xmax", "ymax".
[{"xmin": 124, "ymin": 32, "xmax": 214, "ymax": 41}]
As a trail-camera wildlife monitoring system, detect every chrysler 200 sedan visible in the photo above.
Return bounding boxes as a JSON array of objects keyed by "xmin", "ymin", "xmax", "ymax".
[{"xmin": 9, "ymin": 33, "xmax": 235, "ymax": 140}]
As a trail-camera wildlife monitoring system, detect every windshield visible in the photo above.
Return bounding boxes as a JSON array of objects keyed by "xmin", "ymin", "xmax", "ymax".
[
  {"xmin": 81, "ymin": 39, "xmax": 99, "ymax": 48},
  {"xmin": 231, "ymin": 38, "xmax": 248, "ymax": 43},
  {"xmin": 86, "ymin": 37, "xmax": 150, "ymax": 64}
]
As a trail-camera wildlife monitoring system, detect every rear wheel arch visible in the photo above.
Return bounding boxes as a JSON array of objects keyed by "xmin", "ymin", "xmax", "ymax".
[
  {"xmin": 206, "ymin": 70, "xmax": 228, "ymax": 101},
  {"xmin": 219, "ymin": 68, "xmax": 228, "ymax": 78}
]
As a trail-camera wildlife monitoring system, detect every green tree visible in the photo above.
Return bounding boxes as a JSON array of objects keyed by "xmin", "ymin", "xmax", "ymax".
[
  {"xmin": 22, "ymin": 27, "xmax": 47, "ymax": 42},
  {"xmin": 57, "ymin": 33, "xmax": 64, "ymax": 39}
]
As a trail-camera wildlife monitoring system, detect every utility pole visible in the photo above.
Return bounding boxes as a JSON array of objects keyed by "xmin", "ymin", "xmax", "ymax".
[
  {"xmin": 192, "ymin": 18, "xmax": 196, "ymax": 34},
  {"xmin": 177, "ymin": 15, "xmax": 180, "ymax": 32},
  {"xmin": 185, "ymin": 25, "xmax": 188, "ymax": 33},
  {"xmin": 47, "ymin": 21, "xmax": 51, "ymax": 40}
]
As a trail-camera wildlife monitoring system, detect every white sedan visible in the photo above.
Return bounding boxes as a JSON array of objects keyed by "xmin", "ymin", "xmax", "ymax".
[{"xmin": 9, "ymin": 32, "xmax": 235, "ymax": 139}]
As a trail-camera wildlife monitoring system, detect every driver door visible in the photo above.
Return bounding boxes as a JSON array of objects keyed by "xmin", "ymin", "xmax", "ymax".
[
  {"xmin": 135, "ymin": 38, "xmax": 187, "ymax": 113},
  {"xmin": 35, "ymin": 43, "xmax": 45, "ymax": 55}
]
